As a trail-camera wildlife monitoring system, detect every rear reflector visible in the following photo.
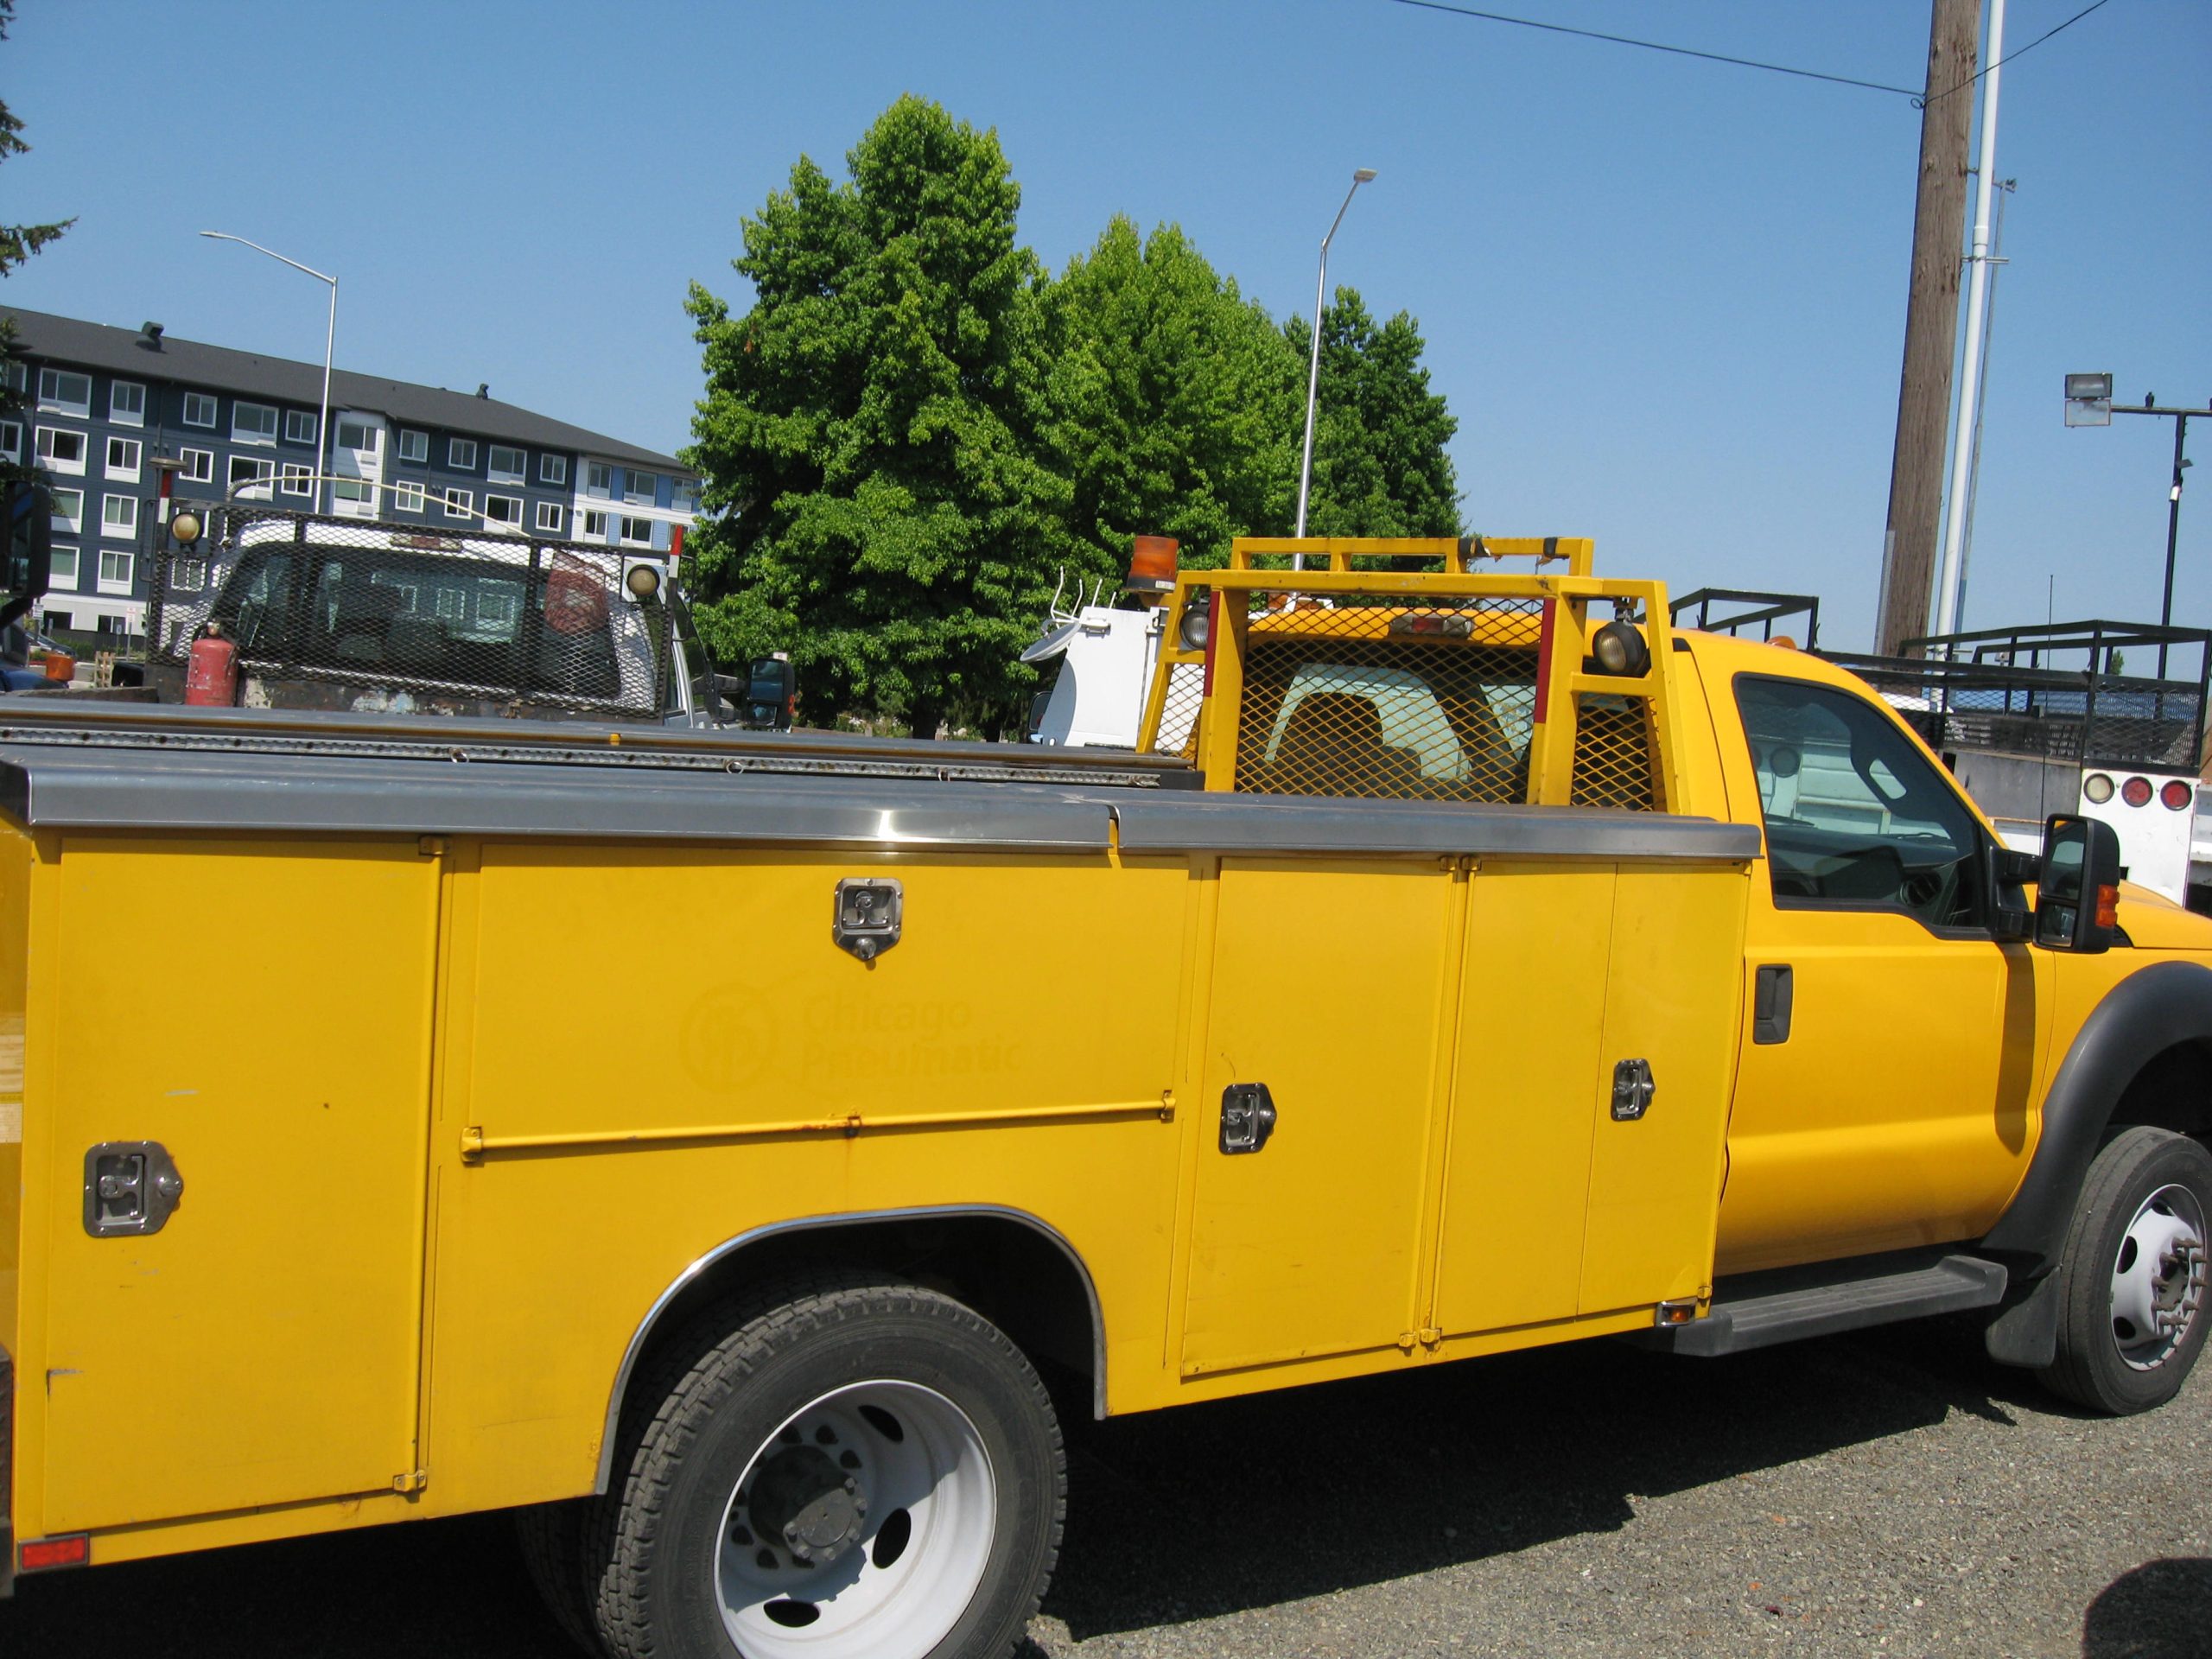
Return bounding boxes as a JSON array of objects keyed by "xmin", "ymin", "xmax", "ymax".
[
  {"xmin": 2121, "ymin": 776, "xmax": 2153, "ymax": 808},
  {"xmin": 19, "ymin": 1535, "xmax": 90, "ymax": 1571},
  {"xmin": 2161, "ymin": 779, "xmax": 2193, "ymax": 812}
]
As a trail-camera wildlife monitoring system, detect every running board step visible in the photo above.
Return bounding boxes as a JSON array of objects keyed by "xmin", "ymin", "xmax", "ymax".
[{"xmin": 1655, "ymin": 1254, "xmax": 2008, "ymax": 1357}]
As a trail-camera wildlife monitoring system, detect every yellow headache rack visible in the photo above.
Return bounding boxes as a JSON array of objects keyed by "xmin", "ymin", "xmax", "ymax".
[{"xmin": 1136, "ymin": 535, "xmax": 1684, "ymax": 811}]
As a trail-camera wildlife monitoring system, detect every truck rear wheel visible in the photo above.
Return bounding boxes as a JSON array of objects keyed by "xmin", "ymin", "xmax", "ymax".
[
  {"xmin": 2038, "ymin": 1127, "xmax": 2211, "ymax": 1414},
  {"xmin": 588, "ymin": 1281, "xmax": 1065, "ymax": 1659}
]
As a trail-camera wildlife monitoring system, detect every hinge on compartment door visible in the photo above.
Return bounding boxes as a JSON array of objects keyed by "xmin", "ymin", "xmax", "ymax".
[{"xmin": 392, "ymin": 1469, "xmax": 428, "ymax": 1494}]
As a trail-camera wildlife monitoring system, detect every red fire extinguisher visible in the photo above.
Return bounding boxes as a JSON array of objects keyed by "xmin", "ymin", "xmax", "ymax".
[{"xmin": 184, "ymin": 622, "xmax": 239, "ymax": 707}]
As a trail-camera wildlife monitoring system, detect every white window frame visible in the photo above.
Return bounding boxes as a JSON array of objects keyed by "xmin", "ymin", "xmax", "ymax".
[
  {"xmin": 484, "ymin": 493, "xmax": 524, "ymax": 528},
  {"xmin": 105, "ymin": 435, "xmax": 143, "ymax": 481},
  {"xmin": 448, "ymin": 437, "xmax": 479, "ymax": 471},
  {"xmin": 398, "ymin": 428, "xmax": 428, "ymax": 463},
  {"xmin": 582, "ymin": 509, "xmax": 610, "ymax": 541},
  {"xmin": 229, "ymin": 455, "xmax": 276, "ymax": 498},
  {"xmin": 333, "ymin": 478, "xmax": 377, "ymax": 517},
  {"xmin": 170, "ymin": 557, "xmax": 208, "ymax": 594},
  {"xmin": 109, "ymin": 380, "xmax": 146, "ymax": 427},
  {"xmin": 394, "ymin": 480, "xmax": 426, "ymax": 514},
  {"xmin": 182, "ymin": 391, "xmax": 219, "ymax": 429},
  {"xmin": 585, "ymin": 461, "xmax": 613, "ymax": 498},
  {"xmin": 101, "ymin": 493, "xmax": 139, "ymax": 539},
  {"xmin": 487, "ymin": 444, "xmax": 525, "ymax": 483},
  {"xmin": 35, "ymin": 426, "xmax": 87, "ymax": 476},
  {"xmin": 37, "ymin": 368, "xmax": 91, "ymax": 417},
  {"xmin": 335, "ymin": 417, "xmax": 378, "ymax": 454},
  {"xmin": 284, "ymin": 409, "xmax": 319, "ymax": 446},
  {"xmin": 232, "ymin": 401, "xmax": 279, "ymax": 445},
  {"xmin": 443, "ymin": 487, "xmax": 474, "ymax": 520},
  {"xmin": 626, "ymin": 470, "xmax": 657, "ymax": 505},
  {"xmin": 534, "ymin": 500, "xmax": 565, "ymax": 534},
  {"xmin": 280, "ymin": 463, "xmax": 315, "ymax": 499},
  {"xmin": 48, "ymin": 544, "xmax": 79, "ymax": 588},
  {"xmin": 179, "ymin": 447, "xmax": 214, "ymax": 484},
  {"xmin": 619, "ymin": 515, "xmax": 654, "ymax": 547},
  {"xmin": 49, "ymin": 486, "xmax": 84, "ymax": 533},
  {"xmin": 98, "ymin": 546, "xmax": 135, "ymax": 594},
  {"xmin": 539, "ymin": 454, "xmax": 568, "ymax": 486}
]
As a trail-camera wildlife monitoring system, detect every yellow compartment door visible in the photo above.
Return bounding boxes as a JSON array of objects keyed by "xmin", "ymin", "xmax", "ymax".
[
  {"xmin": 1180, "ymin": 859, "xmax": 1450, "ymax": 1376},
  {"xmin": 40, "ymin": 838, "xmax": 438, "ymax": 1532}
]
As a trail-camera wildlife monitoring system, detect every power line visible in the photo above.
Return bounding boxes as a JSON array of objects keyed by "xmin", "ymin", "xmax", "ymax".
[{"xmin": 1382, "ymin": 0, "xmax": 2115, "ymax": 106}]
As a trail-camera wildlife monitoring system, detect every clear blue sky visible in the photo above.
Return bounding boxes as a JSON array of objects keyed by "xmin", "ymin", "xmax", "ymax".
[{"xmin": 7, "ymin": 0, "xmax": 2207, "ymax": 650}]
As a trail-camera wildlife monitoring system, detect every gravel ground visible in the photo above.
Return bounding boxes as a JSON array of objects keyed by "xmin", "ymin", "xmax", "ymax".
[{"xmin": 4, "ymin": 1315, "xmax": 2205, "ymax": 1658}]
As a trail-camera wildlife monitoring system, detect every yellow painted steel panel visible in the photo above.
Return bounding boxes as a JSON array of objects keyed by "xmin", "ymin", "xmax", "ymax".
[
  {"xmin": 1432, "ymin": 861, "xmax": 1616, "ymax": 1336},
  {"xmin": 40, "ymin": 837, "xmax": 437, "ymax": 1531},
  {"xmin": 1579, "ymin": 867, "xmax": 1747, "ymax": 1312},
  {"xmin": 0, "ymin": 830, "xmax": 28, "ymax": 1414},
  {"xmin": 1180, "ymin": 859, "xmax": 1448, "ymax": 1374}
]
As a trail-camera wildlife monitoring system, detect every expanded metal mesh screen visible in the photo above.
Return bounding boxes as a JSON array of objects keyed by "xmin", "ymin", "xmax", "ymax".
[
  {"xmin": 1230, "ymin": 597, "xmax": 1544, "ymax": 803},
  {"xmin": 1852, "ymin": 665, "xmax": 2205, "ymax": 772},
  {"xmin": 1569, "ymin": 695, "xmax": 1657, "ymax": 810},
  {"xmin": 152, "ymin": 508, "xmax": 674, "ymax": 716},
  {"xmin": 1154, "ymin": 660, "xmax": 1205, "ymax": 761}
]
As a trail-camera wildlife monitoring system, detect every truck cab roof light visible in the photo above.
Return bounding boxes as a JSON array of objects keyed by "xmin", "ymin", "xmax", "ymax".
[
  {"xmin": 1590, "ymin": 620, "xmax": 1651, "ymax": 677},
  {"xmin": 1387, "ymin": 613, "xmax": 1473, "ymax": 638},
  {"xmin": 1178, "ymin": 601, "xmax": 1210, "ymax": 652},
  {"xmin": 1126, "ymin": 536, "xmax": 1179, "ymax": 595}
]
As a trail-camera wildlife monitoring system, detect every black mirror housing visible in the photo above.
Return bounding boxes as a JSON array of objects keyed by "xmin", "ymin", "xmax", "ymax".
[
  {"xmin": 741, "ymin": 657, "xmax": 796, "ymax": 732},
  {"xmin": 2034, "ymin": 814, "xmax": 2121, "ymax": 954}
]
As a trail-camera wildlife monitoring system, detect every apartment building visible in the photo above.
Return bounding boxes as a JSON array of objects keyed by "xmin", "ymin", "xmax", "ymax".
[{"xmin": 1, "ymin": 307, "xmax": 699, "ymax": 637}]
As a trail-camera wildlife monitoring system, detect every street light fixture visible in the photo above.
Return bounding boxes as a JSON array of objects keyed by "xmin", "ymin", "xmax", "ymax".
[
  {"xmin": 1294, "ymin": 168, "xmax": 1378, "ymax": 563},
  {"xmin": 199, "ymin": 231, "xmax": 337, "ymax": 514},
  {"xmin": 2065, "ymin": 374, "xmax": 2209, "ymax": 674}
]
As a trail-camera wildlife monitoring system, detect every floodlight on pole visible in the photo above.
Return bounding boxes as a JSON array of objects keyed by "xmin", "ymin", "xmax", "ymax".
[
  {"xmin": 1294, "ymin": 168, "xmax": 1378, "ymax": 566},
  {"xmin": 199, "ymin": 232, "xmax": 338, "ymax": 514},
  {"xmin": 2065, "ymin": 374, "xmax": 2210, "ymax": 676}
]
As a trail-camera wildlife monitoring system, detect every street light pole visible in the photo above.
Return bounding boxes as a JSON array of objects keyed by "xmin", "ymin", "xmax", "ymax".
[
  {"xmin": 198, "ymin": 232, "xmax": 337, "ymax": 514},
  {"xmin": 2064, "ymin": 376, "xmax": 2206, "ymax": 677},
  {"xmin": 1294, "ymin": 168, "xmax": 1377, "ymax": 563}
]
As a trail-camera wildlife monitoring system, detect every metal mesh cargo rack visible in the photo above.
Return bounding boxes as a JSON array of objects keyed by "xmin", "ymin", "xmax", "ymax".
[{"xmin": 148, "ymin": 504, "xmax": 679, "ymax": 719}]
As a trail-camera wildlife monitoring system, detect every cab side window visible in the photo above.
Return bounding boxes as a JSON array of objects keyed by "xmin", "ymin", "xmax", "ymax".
[{"xmin": 1735, "ymin": 676, "xmax": 1983, "ymax": 930}]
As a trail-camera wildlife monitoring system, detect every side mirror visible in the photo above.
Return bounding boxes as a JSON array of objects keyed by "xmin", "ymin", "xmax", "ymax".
[
  {"xmin": 743, "ymin": 657, "xmax": 796, "ymax": 731},
  {"xmin": 3, "ymin": 480, "xmax": 54, "ymax": 634},
  {"xmin": 2034, "ymin": 814, "xmax": 2121, "ymax": 954}
]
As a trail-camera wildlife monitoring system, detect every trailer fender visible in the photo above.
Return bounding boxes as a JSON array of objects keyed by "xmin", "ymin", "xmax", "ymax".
[
  {"xmin": 594, "ymin": 1204, "xmax": 1106, "ymax": 1496},
  {"xmin": 1981, "ymin": 959, "xmax": 2212, "ymax": 1283}
]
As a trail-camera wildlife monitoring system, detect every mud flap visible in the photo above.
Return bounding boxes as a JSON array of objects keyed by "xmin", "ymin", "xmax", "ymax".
[{"xmin": 1982, "ymin": 1271, "xmax": 2061, "ymax": 1369}]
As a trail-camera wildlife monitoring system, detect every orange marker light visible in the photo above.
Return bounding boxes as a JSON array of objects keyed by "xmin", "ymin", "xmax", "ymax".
[
  {"xmin": 2095, "ymin": 885, "xmax": 2120, "ymax": 930},
  {"xmin": 1126, "ymin": 536, "xmax": 1179, "ymax": 594}
]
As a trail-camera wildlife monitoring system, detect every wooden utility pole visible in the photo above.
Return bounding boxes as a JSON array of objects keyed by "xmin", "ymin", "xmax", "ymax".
[{"xmin": 1875, "ymin": 0, "xmax": 1980, "ymax": 654}]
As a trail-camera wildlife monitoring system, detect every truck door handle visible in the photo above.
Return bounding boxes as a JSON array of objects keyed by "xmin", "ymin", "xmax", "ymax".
[
  {"xmin": 1753, "ymin": 964, "xmax": 1794, "ymax": 1045},
  {"xmin": 84, "ymin": 1141, "xmax": 185, "ymax": 1236},
  {"xmin": 1219, "ymin": 1084, "xmax": 1278, "ymax": 1154}
]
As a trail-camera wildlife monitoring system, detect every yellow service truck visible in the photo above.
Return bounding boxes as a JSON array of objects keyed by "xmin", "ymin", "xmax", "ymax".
[{"xmin": 2, "ymin": 534, "xmax": 2208, "ymax": 1659}]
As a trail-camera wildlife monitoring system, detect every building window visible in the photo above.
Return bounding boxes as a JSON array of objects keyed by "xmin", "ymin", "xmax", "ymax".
[
  {"xmin": 99, "ymin": 548, "xmax": 134, "ymax": 593},
  {"xmin": 585, "ymin": 461, "xmax": 613, "ymax": 497},
  {"xmin": 48, "ymin": 545, "xmax": 78, "ymax": 588},
  {"xmin": 487, "ymin": 444, "xmax": 525, "ymax": 482},
  {"xmin": 280, "ymin": 463, "xmax": 315, "ymax": 499},
  {"xmin": 97, "ymin": 613, "xmax": 130, "ymax": 638},
  {"xmin": 41, "ymin": 609, "xmax": 71, "ymax": 629},
  {"xmin": 35, "ymin": 426, "xmax": 87, "ymax": 474},
  {"xmin": 333, "ymin": 478, "xmax": 376, "ymax": 516},
  {"xmin": 399, "ymin": 428, "xmax": 428, "ymax": 463},
  {"xmin": 110, "ymin": 380, "xmax": 146, "ymax": 426},
  {"xmin": 485, "ymin": 493, "xmax": 523, "ymax": 527},
  {"xmin": 673, "ymin": 482, "xmax": 698, "ymax": 513},
  {"xmin": 539, "ymin": 454, "xmax": 568, "ymax": 486},
  {"xmin": 106, "ymin": 436, "xmax": 142, "ymax": 480},
  {"xmin": 37, "ymin": 368, "xmax": 91, "ymax": 416},
  {"xmin": 232, "ymin": 402, "xmax": 279, "ymax": 444},
  {"xmin": 394, "ymin": 481, "xmax": 426, "ymax": 514},
  {"xmin": 443, "ymin": 487, "xmax": 473, "ymax": 519},
  {"xmin": 179, "ymin": 448, "xmax": 214, "ymax": 483},
  {"xmin": 534, "ymin": 500, "xmax": 565, "ymax": 534},
  {"xmin": 620, "ymin": 516, "xmax": 654, "ymax": 547},
  {"xmin": 229, "ymin": 455, "xmax": 276, "ymax": 497},
  {"xmin": 171, "ymin": 558, "xmax": 208, "ymax": 594},
  {"xmin": 448, "ymin": 437, "xmax": 478, "ymax": 470},
  {"xmin": 336, "ymin": 417, "xmax": 378, "ymax": 453},
  {"xmin": 582, "ymin": 509, "xmax": 609, "ymax": 540},
  {"xmin": 284, "ymin": 410, "xmax": 319, "ymax": 445},
  {"xmin": 49, "ymin": 487, "xmax": 83, "ymax": 532},
  {"xmin": 0, "ymin": 419, "xmax": 19, "ymax": 458},
  {"xmin": 1, "ymin": 360, "xmax": 23, "ymax": 392},
  {"xmin": 183, "ymin": 391, "xmax": 219, "ymax": 429},
  {"xmin": 101, "ymin": 494, "xmax": 139, "ymax": 539},
  {"xmin": 626, "ymin": 469, "xmax": 657, "ymax": 504}
]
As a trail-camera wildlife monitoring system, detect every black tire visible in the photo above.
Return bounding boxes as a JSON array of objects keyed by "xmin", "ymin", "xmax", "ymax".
[
  {"xmin": 518, "ymin": 1499, "xmax": 604, "ymax": 1656},
  {"xmin": 586, "ymin": 1279, "xmax": 1065, "ymax": 1659},
  {"xmin": 2038, "ymin": 1126, "xmax": 2212, "ymax": 1414}
]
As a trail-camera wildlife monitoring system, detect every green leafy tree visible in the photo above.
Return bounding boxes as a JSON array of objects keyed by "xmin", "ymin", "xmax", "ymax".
[
  {"xmin": 683, "ymin": 95, "xmax": 1067, "ymax": 738},
  {"xmin": 1, "ymin": 0, "xmax": 73, "ymax": 483},
  {"xmin": 1285, "ymin": 288, "xmax": 1462, "ymax": 538},
  {"xmin": 1039, "ymin": 217, "xmax": 1300, "ymax": 576}
]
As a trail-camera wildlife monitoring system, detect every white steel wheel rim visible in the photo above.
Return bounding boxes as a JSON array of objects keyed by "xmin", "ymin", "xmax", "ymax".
[
  {"xmin": 714, "ymin": 1379, "xmax": 997, "ymax": 1659},
  {"xmin": 2108, "ymin": 1181, "xmax": 2208, "ymax": 1371}
]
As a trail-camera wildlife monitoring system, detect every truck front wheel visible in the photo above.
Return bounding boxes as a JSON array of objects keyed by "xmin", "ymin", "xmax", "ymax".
[
  {"xmin": 2039, "ymin": 1126, "xmax": 2211, "ymax": 1414},
  {"xmin": 588, "ymin": 1281, "xmax": 1065, "ymax": 1659}
]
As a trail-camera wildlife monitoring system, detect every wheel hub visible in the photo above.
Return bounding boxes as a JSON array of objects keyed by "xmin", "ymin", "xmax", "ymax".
[
  {"xmin": 2111, "ymin": 1182, "xmax": 2209, "ymax": 1370},
  {"xmin": 747, "ymin": 1443, "xmax": 868, "ymax": 1566}
]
